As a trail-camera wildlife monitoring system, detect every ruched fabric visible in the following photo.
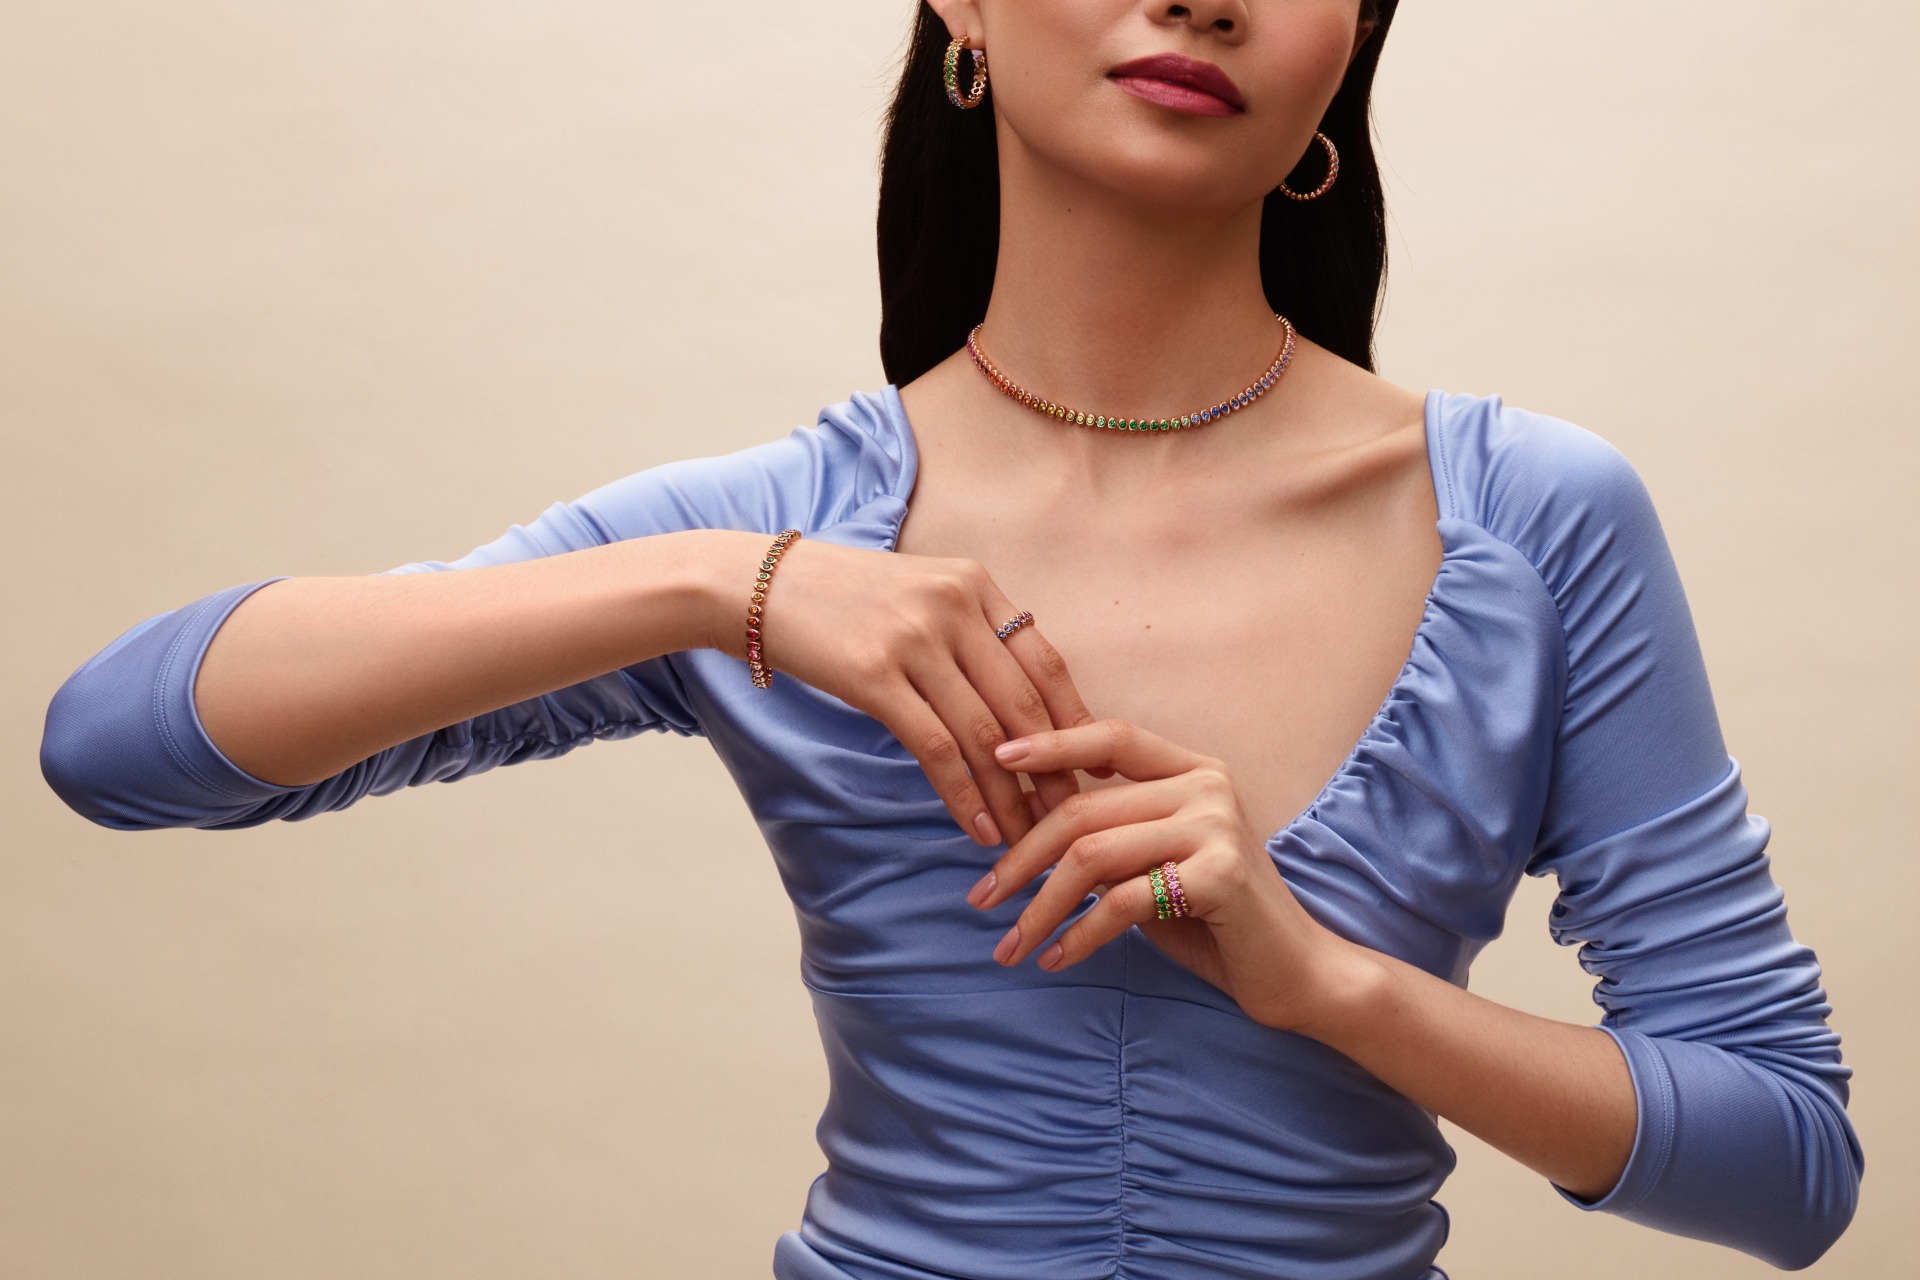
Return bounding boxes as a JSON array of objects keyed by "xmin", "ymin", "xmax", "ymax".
[{"xmin": 42, "ymin": 388, "xmax": 1861, "ymax": 1276}]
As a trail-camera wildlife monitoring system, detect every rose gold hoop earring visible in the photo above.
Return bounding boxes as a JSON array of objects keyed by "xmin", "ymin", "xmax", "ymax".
[
  {"xmin": 943, "ymin": 38, "xmax": 987, "ymax": 109},
  {"xmin": 1278, "ymin": 131, "xmax": 1339, "ymax": 201}
]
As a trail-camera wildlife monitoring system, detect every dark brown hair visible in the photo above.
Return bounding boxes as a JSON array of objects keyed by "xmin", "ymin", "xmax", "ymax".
[{"xmin": 876, "ymin": 1, "xmax": 1398, "ymax": 385}]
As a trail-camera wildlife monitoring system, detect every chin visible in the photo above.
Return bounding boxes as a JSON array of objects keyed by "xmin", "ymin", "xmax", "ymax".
[{"xmin": 1026, "ymin": 113, "xmax": 1284, "ymax": 214}]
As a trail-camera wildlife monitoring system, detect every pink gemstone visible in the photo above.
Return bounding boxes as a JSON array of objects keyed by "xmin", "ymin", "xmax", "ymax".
[{"xmin": 746, "ymin": 628, "xmax": 760, "ymax": 639}]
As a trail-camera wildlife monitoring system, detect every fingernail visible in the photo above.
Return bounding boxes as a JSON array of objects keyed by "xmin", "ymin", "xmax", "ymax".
[
  {"xmin": 1037, "ymin": 944, "xmax": 1064, "ymax": 971},
  {"xmin": 993, "ymin": 925, "xmax": 1020, "ymax": 965},
  {"xmin": 966, "ymin": 871, "xmax": 997, "ymax": 908},
  {"xmin": 973, "ymin": 811, "xmax": 1002, "ymax": 846},
  {"xmin": 994, "ymin": 740, "xmax": 1031, "ymax": 764}
]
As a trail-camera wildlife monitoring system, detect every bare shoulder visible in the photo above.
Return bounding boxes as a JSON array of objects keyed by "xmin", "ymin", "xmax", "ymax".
[
  {"xmin": 1252, "ymin": 339, "xmax": 1430, "ymax": 509},
  {"xmin": 1278, "ymin": 337, "xmax": 1426, "ymax": 451}
]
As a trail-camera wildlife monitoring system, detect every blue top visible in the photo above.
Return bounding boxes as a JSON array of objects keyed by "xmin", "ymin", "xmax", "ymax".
[{"xmin": 42, "ymin": 390, "xmax": 1861, "ymax": 1278}]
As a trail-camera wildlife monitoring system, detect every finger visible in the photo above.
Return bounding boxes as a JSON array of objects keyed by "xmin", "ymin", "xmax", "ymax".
[
  {"xmin": 997, "ymin": 627, "xmax": 1101, "ymax": 790},
  {"xmin": 912, "ymin": 665, "xmax": 1041, "ymax": 847},
  {"xmin": 1032, "ymin": 872, "xmax": 1188, "ymax": 972},
  {"xmin": 872, "ymin": 680, "xmax": 1004, "ymax": 847},
  {"xmin": 994, "ymin": 718, "xmax": 1207, "ymax": 783},
  {"xmin": 999, "ymin": 816, "xmax": 1199, "ymax": 966},
  {"xmin": 972, "ymin": 779, "xmax": 1192, "ymax": 910},
  {"xmin": 976, "ymin": 586, "xmax": 1105, "ymax": 789},
  {"xmin": 952, "ymin": 627, "xmax": 1082, "ymax": 813},
  {"xmin": 952, "ymin": 625, "xmax": 1059, "ymax": 743},
  {"xmin": 1003, "ymin": 627, "xmax": 1096, "ymax": 733}
]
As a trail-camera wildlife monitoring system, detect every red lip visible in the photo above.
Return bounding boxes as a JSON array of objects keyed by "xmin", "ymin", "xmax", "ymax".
[{"xmin": 1108, "ymin": 53, "xmax": 1245, "ymax": 115}]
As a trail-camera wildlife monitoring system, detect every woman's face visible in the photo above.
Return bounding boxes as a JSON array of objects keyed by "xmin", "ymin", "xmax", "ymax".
[{"xmin": 944, "ymin": 0, "xmax": 1367, "ymax": 213}]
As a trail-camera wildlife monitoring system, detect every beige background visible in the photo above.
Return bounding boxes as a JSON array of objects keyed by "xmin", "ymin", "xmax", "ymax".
[{"xmin": 2, "ymin": 2, "xmax": 1914, "ymax": 1277}]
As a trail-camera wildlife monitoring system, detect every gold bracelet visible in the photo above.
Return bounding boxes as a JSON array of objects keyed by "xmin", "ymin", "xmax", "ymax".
[{"xmin": 746, "ymin": 529, "xmax": 802, "ymax": 689}]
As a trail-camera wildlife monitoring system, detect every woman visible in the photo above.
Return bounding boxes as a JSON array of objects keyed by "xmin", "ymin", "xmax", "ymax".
[{"xmin": 40, "ymin": 1, "xmax": 1861, "ymax": 1276}]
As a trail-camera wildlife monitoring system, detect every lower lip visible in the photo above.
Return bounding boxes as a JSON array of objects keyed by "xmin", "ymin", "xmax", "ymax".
[{"xmin": 1111, "ymin": 76, "xmax": 1240, "ymax": 118}]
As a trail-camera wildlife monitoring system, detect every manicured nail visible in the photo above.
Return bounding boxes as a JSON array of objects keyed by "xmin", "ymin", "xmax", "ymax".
[
  {"xmin": 994, "ymin": 739, "xmax": 1031, "ymax": 764},
  {"xmin": 1037, "ymin": 944, "xmax": 1064, "ymax": 971},
  {"xmin": 973, "ymin": 811, "xmax": 1002, "ymax": 846},
  {"xmin": 993, "ymin": 925, "xmax": 1021, "ymax": 965},
  {"xmin": 966, "ymin": 871, "xmax": 997, "ymax": 908}
]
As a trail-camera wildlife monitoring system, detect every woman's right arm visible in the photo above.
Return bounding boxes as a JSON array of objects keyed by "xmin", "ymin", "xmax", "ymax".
[
  {"xmin": 195, "ymin": 525, "xmax": 1088, "ymax": 829},
  {"xmin": 43, "ymin": 444, "xmax": 1091, "ymax": 839}
]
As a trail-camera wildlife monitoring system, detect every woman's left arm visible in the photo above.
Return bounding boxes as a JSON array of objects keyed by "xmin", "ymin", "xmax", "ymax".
[
  {"xmin": 977, "ymin": 723, "xmax": 1637, "ymax": 1199},
  {"xmin": 975, "ymin": 411, "xmax": 1863, "ymax": 1269}
]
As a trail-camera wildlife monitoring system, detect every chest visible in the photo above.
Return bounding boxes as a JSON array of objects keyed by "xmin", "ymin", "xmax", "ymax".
[{"xmin": 896, "ymin": 480, "xmax": 1442, "ymax": 842}]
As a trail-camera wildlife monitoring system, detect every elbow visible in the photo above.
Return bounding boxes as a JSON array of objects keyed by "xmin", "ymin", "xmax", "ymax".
[
  {"xmin": 1748, "ymin": 1198, "xmax": 1857, "ymax": 1272},
  {"xmin": 1756, "ymin": 1118, "xmax": 1863, "ymax": 1271},
  {"xmin": 39, "ymin": 583, "xmax": 296, "ymax": 832},
  {"xmin": 40, "ymin": 680, "xmax": 169, "ymax": 830},
  {"xmin": 1615, "ymin": 1111, "xmax": 1861, "ymax": 1271},
  {"xmin": 1752, "ymin": 1058, "xmax": 1865, "ymax": 1271},
  {"xmin": 1600, "ymin": 1031, "xmax": 1864, "ymax": 1270}
]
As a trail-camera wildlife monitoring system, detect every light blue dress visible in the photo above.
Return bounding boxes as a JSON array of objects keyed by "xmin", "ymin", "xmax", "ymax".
[{"xmin": 42, "ymin": 390, "xmax": 1862, "ymax": 1277}]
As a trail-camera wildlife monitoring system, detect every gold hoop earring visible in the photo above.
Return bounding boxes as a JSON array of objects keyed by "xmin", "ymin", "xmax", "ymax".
[
  {"xmin": 1278, "ymin": 131, "xmax": 1339, "ymax": 201},
  {"xmin": 943, "ymin": 38, "xmax": 987, "ymax": 110}
]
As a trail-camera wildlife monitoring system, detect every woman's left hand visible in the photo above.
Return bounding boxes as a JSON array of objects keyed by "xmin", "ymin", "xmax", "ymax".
[
  {"xmin": 970, "ymin": 719, "xmax": 1367, "ymax": 1033},
  {"xmin": 973, "ymin": 718, "xmax": 1639, "ymax": 1200}
]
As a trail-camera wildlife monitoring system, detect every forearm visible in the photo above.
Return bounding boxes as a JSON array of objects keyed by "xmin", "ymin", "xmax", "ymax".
[
  {"xmin": 1297, "ymin": 941, "xmax": 1635, "ymax": 1200},
  {"xmin": 196, "ymin": 528, "xmax": 758, "ymax": 785}
]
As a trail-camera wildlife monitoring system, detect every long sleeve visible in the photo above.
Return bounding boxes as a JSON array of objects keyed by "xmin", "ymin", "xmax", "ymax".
[
  {"xmin": 41, "ymin": 390, "xmax": 916, "ymax": 832},
  {"xmin": 1439, "ymin": 394, "xmax": 1863, "ymax": 1268}
]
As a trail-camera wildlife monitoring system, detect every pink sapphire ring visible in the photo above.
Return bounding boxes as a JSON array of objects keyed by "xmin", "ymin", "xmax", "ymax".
[{"xmin": 996, "ymin": 610, "xmax": 1035, "ymax": 641}]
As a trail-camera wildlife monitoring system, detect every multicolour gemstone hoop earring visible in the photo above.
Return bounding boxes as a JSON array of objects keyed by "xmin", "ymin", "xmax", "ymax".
[
  {"xmin": 1278, "ymin": 131, "xmax": 1339, "ymax": 201},
  {"xmin": 944, "ymin": 38, "xmax": 987, "ymax": 109}
]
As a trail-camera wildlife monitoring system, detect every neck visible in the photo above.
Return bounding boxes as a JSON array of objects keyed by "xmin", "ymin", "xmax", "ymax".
[{"xmin": 978, "ymin": 137, "xmax": 1283, "ymax": 419}]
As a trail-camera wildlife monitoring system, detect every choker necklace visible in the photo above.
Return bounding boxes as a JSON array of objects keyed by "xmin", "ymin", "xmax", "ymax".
[{"xmin": 966, "ymin": 314, "xmax": 1296, "ymax": 433}]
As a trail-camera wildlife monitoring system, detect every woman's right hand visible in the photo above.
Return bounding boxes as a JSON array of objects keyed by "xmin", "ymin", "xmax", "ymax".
[{"xmin": 717, "ymin": 534, "xmax": 1094, "ymax": 848}]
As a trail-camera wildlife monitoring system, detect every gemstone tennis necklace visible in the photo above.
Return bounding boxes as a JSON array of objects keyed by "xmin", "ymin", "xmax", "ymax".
[{"xmin": 966, "ymin": 314, "xmax": 1296, "ymax": 433}]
